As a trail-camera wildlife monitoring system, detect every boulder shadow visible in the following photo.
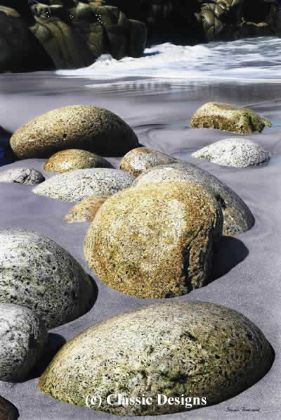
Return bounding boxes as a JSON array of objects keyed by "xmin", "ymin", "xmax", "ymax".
[
  {"xmin": 28, "ymin": 333, "xmax": 66, "ymax": 380},
  {"xmin": 210, "ymin": 236, "xmax": 249, "ymax": 282}
]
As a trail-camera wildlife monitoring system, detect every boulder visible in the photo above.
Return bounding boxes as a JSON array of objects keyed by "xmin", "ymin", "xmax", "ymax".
[
  {"xmin": 190, "ymin": 102, "xmax": 272, "ymax": 134},
  {"xmin": 0, "ymin": 303, "xmax": 47, "ymax": 382},
  {"xmin": 0, "ymin": 5, "xmax": 54, "ymax": 73},
  {"xmin": 0, "ymin": 396, "xmax": 19, "ymax": 420},
  {"xmin": 33, "ymin": 168, "xmax": 134, "ymax": 202},
  {"xmin": 39, "ymin": 301, "xmax": 274, "ymax": 416},
  {"xmin": 0, "ymin": 168, "xmax": 45, "ymax": 184},
  {"xmin": 10, "ymin": 105, "xmax": 139, "ymax": 158},
  {"xmin": 84, "ymin": 181, "xmax": 222, "ymax": 298},
  {"xmin": 64, "ymin": 195, "xmax": 108, "ymax": 223},
  {"xmin": 192, "ymin": 138, "xmax": 270, "ymax": 168},
  {"xmin": 44, "ymin": 149, "xmax": 113, "ymax": 173},
  {"xmin": 119, "ymin": 147, "xmax": 177, "ymax": 176},
  {"xmin": 133, "ymin": 162, "xmax": 255, "ymax": 236},
  {"xmin": 0, "ymin": 229, "xmax": 95, "ymax": 329}
]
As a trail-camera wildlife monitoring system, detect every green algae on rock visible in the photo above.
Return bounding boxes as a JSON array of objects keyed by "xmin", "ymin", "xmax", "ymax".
[
  {"xmin": 64, "ymin": 195, "xmax": 108, "ymax": 223},
  {"xmin": 39, "ymin": 301, "xmax": 274, "ymax": 416},
  {"xmin": 119, "ymin": 147, "xmax": 177, "ymax": 176},
  {"xmin": 44, "ymin": 149, "xmax": 113, "ymax": 173},
  {"xmin": 84, "ymin": 181, "xmax": 222, "ymax": 298},
  {"xmin": 0, "ymin": 304, "xmax": 47, "ymax": 382},
  {"xmin": 0, "ymin": 395, "xmax": 19, "ymax": 420},
  {"xmin": 133, "ymin": 163, "xmax": 255, "ymax": 236},
  {"xmin": 192, "ymin": 138, "xmax": 270, "ymax": 168},
  {"xmin": 10, "ymin": 105, "xmax": 139, "ymax": 158},
  {"xmin": 190, "ymin": 102, "xmax": 272, "ymax": 134},
  {"xmin": 0, "ymin": 229, "xmax": 95, "ymax": 329},
  {"xmin": 33, "ymin": 168, "xmax": 134, "ymax": 202}
]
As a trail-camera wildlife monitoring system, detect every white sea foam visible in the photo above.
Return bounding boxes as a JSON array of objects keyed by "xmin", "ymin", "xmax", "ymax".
[{"xmin": 57, "ymin": 37, "xmax": 281, "ymax": 83}]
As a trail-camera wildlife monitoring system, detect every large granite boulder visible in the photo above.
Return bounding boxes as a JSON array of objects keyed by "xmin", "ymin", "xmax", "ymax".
[
  {"xmin": 44, "ymin": 149, "xmax": 113, "ymax": 173},
  {"xmin": 192, "ymin": 138, "xmax": 270, "ymax": 168},
  {"xmin": 0, "ymin": 304, "xmax": 47, "ymax": 382},
  {"xmin": 120, "ymin": 147, "xmax": 177, "ymax": 177},
  {"xmin": 133, "ymin": 162, "xmax": 255, "ymax": 236},
  {"xmin": 0, "ymin": 229, "xmax": 95, "ymax": 328},
  {"xmin": 39, "ymin": 301, "xmax": 274, "ymax": 416},
  {"xmin": 10, "ymin": 105, "xmax": 139, "ymax": 158},
  {"xmin": 0, "ymin": 396, "xmax": 19, "ymax": 419},
  {"xmin": 84, "ymin": 181, "xmax": 222, "ymax": 298},
  {"xmin": 190, "ymin": 102, "xmax": 272, "ymax": 134},
  {"xmin": 33, "ymin": 168, "xmax": 134, "ymax": 202}
]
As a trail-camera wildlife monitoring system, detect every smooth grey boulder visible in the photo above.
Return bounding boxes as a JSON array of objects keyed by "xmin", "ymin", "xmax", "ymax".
[
  {"xmin": 133, "ymin": 162, "xmax": 255, "ymax": 236},
  {"xmin": 0, "ymin": 168, "xmax": 45, "ymax": 185},
  {"xmin": 33, "ymin": 168, "xmax": 135, "ymax": 202},
  {"xmin": 0, "ymin": 229, "xmax": 95, "ymax": 328},
  {"xmin": 0, "ymin": 303, "xmax": 47, "ymax": 382},
  {"xmin": 192, "ymin": 138, "xmax": 270, "ymax": 168},
  {"xmin": 0, "ymin": 395, "xmax": 19, "ymax": 419},
  {"xmin": 39, "ymin": 301, "xmax": 274, "ymax": 416}
]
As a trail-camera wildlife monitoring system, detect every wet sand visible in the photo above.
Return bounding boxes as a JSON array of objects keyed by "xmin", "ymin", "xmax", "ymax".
[{"xmin": 0, "ymin": 74, "xmax": 281, "ymax": 419}]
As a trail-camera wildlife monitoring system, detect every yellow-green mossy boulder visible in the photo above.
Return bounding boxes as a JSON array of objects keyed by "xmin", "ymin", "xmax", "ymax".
[
  {"xmin": 64, "ymin": 195, "xmax": 108, "ymax": 223},
  {"xmin": 39, "ymin": 301, "xmax": 274, "ymax": 416},
  {"xmin": 44, "ymin": 149, "xmax": 113, "ymax": 173},
  {"xmin": 84, "ymin": 181, "xmax": 222, "ymax": 298},
  {"xmin": 10, "ymin": 105, "xmax": 139, "ymax": 158},
  {"xmin": 119, "ymin": 147, "xmax": 177, "ymax": 176},
  {"xmin": 190, "ymin": 102, "xmax": 272, "ymax": 134}
]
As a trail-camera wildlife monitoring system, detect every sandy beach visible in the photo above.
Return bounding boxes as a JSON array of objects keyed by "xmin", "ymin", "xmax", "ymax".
[{"xmin": 1, "ymin": 37, "xmax": 281, "ymax": 419}]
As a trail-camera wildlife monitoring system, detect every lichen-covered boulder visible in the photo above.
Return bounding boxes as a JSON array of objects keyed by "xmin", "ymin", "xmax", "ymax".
[
  {"xmin": 0, "ymin": 168, "xmax": 45, "ymax": 184},
  {"xmin": 192, "ymin": 138, "xmax": 270, "ymax": 168},
  {"xmin": 84, "ymin": 181, "xmax": 222, "ymax": 298},
  {"xmin": 39, "ymin": 301, "xmax": 274, "ymax": 416},
  {"xmin": 0, "ymin": 229, "xmax": 95, "ymax": 329},
  {"xmin": 33, "ymin": 168, "xmax": 134, "ymax": 202},
  {"xmin": 133, "ymin": 162, "xmax": 255, "ymax": 236},
  {"xmin": 10, "ymin": 105, "xmax": 139, "ymax": 158},
  {"xmin": 190, "ymin": 102, "xmax": 272, "ymax": 134},
  {"xmin": 0, "ymin": 304, "xmax": 47, "ymax": 382},
  {"xmin": 0, "ymin": 395, "xmax": 19, "ymax": 420},
  {"xmin": 44, "ymin": 149, "xmax": 113, "ymax": 173},
  {"xmin": 64, "ymin": 195, "xmax": 108, "ymax": 223},
  {"xmin": 120, "ymin": 147, "xmax": 177, "ymax": 176}
]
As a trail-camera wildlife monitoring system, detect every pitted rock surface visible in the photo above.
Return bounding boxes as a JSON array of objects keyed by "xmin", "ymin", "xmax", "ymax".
[
  {"xmin": 190, "ymin": 102, "xmax": 272, "ymax": 134},
  {"xmin": 0, "ymin": 168, "xmax": 45, "ymax": 185},
  {"xmin": 133, "ymin": 162, "xmax": 255, "ymax": 236},
  {"xmin": 39, "ymin": 301, "xmax": 274, "ymax": 416},
  {"xmin": 33, "ymin": 168, "xmax": 134, "ymax": 202},
  {"xmin": 10, "ymin": 105, "xmax": 139, "ymax": 158},
  {"xmin": 0, "ymin": 303, "xmax": 47, "ymax": 382},
  {"xmin": 0, "ymin": 229, "xmax": 95, "ymax": 329},
  {"xmin": 84, "ymin": 181, "xmax": 223, "ymax": 298}
]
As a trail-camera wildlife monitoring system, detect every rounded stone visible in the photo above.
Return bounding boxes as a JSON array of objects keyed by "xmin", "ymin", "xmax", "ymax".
[
  {"xmin": 0, "ymin": 229, "xmax": 95, "ymax": 329},
  {"xmin": 0, "ymin": 303, "xmax": 47, "ymax": 382},
  {"xmin": 64, "ymin": 196, "xmax": 108, "ymax": 223},
  {"xmin": 192, "ymin": 138, "xmax": 270, "ymax": 168},
  {"xmin": 119, "ymin": 147, "xmax": 177, "ymax": 176},
  {"xmin": 133, "ymin": 162, "xmax": 255, "ymax": 236},
  {"xmin": 0, "ymin": 396, "xmax": 19, "ymax": 420},
  {"xmin": 33, "ymin": 168, "xmax": 135, "ymax": 203},
  {"xmin": 190, "ymin": 102, "xmax": 272, "ymax": 134},
  {"xmin": 39, "ymin": 301, "xmax": 274, "ymax": 416},
  {"xmin": 10, "ymin": 105, "xmax": 139, "ymax": 158},
  {"xmin": 84, "ymin": 181, "xmax": 222, "ymax": 298},
  {"xmin": 44, "ymin": 149, "xmax": 114, "ymax": 173},
  {"xmin": 0, "ymin": 168, "xmax": 45, "ymax": 185}
]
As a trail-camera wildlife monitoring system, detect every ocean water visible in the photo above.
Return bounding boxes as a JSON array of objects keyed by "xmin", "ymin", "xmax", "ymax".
[{"xmin": 57, "ymin": 37, "xmax": 281, "ymax": 84}]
